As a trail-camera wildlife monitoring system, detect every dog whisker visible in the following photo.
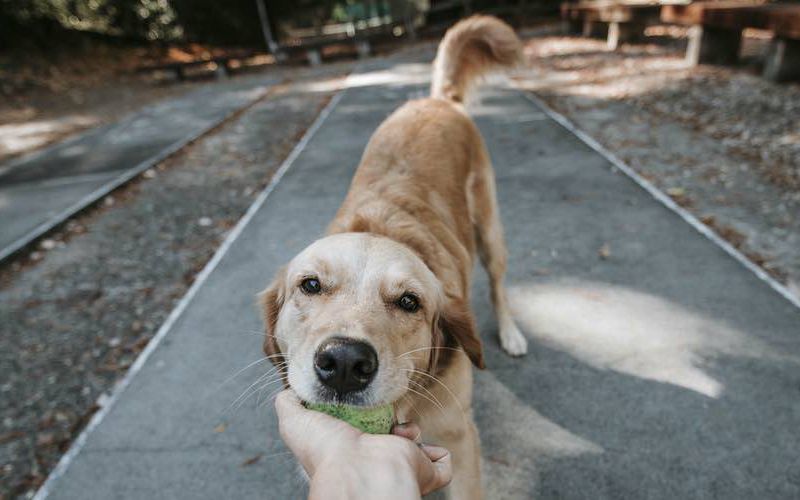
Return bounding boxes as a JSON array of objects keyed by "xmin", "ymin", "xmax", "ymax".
[
  {"xmin": 239, "ymin": 329, "xmax": 270, "ymax": 338},
  {"xmin": 397, "ymin": 390, "xmax": 423, "ymax": 422},
  {"xmin": 256, "ymin": 379, "xmax": 290, "ymax": 409},
  {"xmin": 257, "ymin": 385, "xmax": 291, "ymax": 410},
  {"xmin": 406, "ymin": 379, "xmax": 446, "ymax": 412},
  {"xmin": 226, "ymin": 363, "xmax": 288, "ymax": 413},
  {"xmin": 240, "ymin": 376, "xmax": 288, "ymax": 412},
  {"xmin": 404, "ymin": 368, "xmax": 468, "ymax": 426},
  {"xmin": 384, "ymin": 380, "xmax": 446, "ymax": 416},
  {"xmin": 404, "ymin": 368, "xmax": 461, "ymax": 408},
  {"xmin": 215, "ymin": 355, "xmax": 281, "ymax": 391},
  {"xmin": 395, "ymin": 346, "xmax": 463, "ymax": 360}
]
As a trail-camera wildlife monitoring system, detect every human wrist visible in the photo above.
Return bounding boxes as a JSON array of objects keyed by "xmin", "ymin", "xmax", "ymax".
[{"xmin": 308, "ymin": 440, "xmax": 421, "ymax": 500}]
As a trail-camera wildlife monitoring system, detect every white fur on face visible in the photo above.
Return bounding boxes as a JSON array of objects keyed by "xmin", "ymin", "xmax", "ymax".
[{"xmin": 274, "ymin": 233, "xmax": 444, "ymax": 407}]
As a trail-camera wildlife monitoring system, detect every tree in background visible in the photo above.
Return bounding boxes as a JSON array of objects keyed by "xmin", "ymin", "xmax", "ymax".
[
  {"xmin": 0, "ymin": 0, "xmax": 181, "ymax": 48},
  {"xmin": 0, "ymin": 0, "xmax": 416, "ymax": 49}
]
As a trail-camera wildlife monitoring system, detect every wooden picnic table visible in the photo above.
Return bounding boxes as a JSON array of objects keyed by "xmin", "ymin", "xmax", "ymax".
[
  {"xmin": 136, "ymin": 51, "xmax": 255, "ymax": 81},
  {"xmin": 562, "ymin": 0, "xmax": 690, "ymax": 49},
  {"xmin": 276, "ymin": 19, "xmax": 406, "ymax": 65},
  {"xmin": 662, "ymin": 1, "xmax": 800, "ymax": 81}
]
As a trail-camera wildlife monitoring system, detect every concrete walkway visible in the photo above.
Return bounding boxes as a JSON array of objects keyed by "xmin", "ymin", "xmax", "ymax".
[
  {"xmin": 36, "ymin": 56, "xmax": 800, "ymax": 499},
  {"xmin": 0, "ymin": 75, "xmax": 275, "ymax": 262}
]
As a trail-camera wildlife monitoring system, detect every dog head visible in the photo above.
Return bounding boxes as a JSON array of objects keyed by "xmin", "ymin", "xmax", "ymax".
[{"xmin": 260, "ymin": 232, "xmax": 483, "ymax": 407}]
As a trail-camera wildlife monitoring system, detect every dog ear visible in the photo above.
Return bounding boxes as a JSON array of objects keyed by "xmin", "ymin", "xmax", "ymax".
[
  {"xmin": 260, "ymin": 270, "xmax": 287, "ymax": 374},
  {"xmin": 438, "ymin": 297, "xmax": 485, "ymax": 369}
]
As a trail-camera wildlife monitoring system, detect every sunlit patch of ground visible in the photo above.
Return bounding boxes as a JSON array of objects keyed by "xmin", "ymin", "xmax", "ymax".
[
  {"xmin": 518, "ymin": 35, "xmax": 690, "ymax": 98},
  {"xmin": 0, "ymin": 115, "xmax": 98, "ymax": 161},
  {"xmin": 508, "ymin": 281, "xmax": 785, "ymax": 398}
]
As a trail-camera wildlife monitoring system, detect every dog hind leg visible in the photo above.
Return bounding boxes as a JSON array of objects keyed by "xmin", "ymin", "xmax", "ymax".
[{"xmin": 469, "ymin": 160, "xmax": 528, "ymax": 356}]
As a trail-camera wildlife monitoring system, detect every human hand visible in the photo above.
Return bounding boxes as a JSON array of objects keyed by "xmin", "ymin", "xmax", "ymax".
[{"xmin": 275, "ymin": 390, "xmax": 452, "ymax": 499}]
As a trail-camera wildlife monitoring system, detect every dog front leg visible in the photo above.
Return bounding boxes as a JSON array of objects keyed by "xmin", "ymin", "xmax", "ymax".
[{"xmin": 434, "ymin": 416, "xmax": 482, "ymax": 500}]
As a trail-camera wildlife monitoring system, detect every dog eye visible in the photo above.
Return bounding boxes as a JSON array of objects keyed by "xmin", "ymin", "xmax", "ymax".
[
  {"xmin": 397, "ymin": 294, "xmax": 420, "ymax": 312},
  {"xmin": 300, "ymin": 278, "xmax": 321, "ymax": 294}
]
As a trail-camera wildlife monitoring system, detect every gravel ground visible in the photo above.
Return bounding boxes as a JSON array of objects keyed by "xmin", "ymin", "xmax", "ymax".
[
  {"xmin": 0, "ymin": 62, "xmax": 350, "ymax": 499},
  {"xmin": 515, "ymin": 31, "xmax": 800, "ymax": 294}
]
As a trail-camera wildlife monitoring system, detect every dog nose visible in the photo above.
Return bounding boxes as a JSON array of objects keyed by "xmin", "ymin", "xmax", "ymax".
[{"xmin": 314, "ymin": 337, "xmax": 378, "ymax": 395}]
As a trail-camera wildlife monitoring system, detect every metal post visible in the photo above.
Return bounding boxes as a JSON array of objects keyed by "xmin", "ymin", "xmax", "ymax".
[{"xmin": 255, "ymin": 0, "xmax": 280, "ymax": 55}]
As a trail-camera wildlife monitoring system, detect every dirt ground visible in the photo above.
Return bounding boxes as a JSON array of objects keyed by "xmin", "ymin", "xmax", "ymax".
[
  {"xmin": 0, "ymin": 44, "xmax": 275, "ymax": 164},
  {"xmin": 514, "ymin": 28, "xmax": 800, "ymax": 295},
  {"xmin": 0, "ymin": 62, "xmax": 351, "ymax": 499}
]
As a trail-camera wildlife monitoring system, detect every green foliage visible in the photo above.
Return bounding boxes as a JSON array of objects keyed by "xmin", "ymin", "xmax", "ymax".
[
  {"xmin": 168, "ymin": 0, "xmax": 263, "ymax": 45},
  {"xmin": 0, "ymin": 0, "xmax": 431, "ymax": 48},
  {"xmin": 0, "ymin": 0, "xmax": 181, "ymax": 47}
]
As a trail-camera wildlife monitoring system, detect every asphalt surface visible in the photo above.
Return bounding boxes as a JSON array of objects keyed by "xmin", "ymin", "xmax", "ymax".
[
  {"xmin": 0, "ymin": 75, "xmax": 275, "ymax": 262},
  {"xmin": 37, "ymin": 55, "xmax": 800, "ymax": 499}
]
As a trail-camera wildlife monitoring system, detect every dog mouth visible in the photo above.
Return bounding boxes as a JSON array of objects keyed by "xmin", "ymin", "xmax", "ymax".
[{"xmin": 312, "ymin": 385, "xmax": 373, "ymax": 407}]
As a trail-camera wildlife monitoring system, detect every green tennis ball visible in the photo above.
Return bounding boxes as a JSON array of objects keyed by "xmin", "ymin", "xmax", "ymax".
[{"xmin": 306, "ymin": 402, "xmax": 395, "ymax": 434}]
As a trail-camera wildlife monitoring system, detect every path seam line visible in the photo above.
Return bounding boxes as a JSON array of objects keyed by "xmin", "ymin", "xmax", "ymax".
[
  {"xmin": 0, "ymin": 83, "xmax": 273, "ymax": 263},
  {"xmin": 32, "ymin": 85, "xmax": 347, "ymax": 500}
]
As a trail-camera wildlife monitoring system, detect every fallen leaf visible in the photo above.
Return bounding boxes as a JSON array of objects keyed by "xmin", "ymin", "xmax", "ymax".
[
  {"xmin": 213, "ymin": 423, "xmax": 226, "ymax": 433},
  {"xmin": 598, "ymin": 243, "xmax": 611, "ymax": 260},
  {"xmin": 241, "ymin": 454, "xmax": 263, "ymax": 467},
  {"xmin": 700, "ymin": 214, "xmax": 716, "ymax": 225},
  {"xmin": 0, "ymin": 430, "xmax": 25, "ymax": 445},
  {"xmin": 36, "ymin": 433, "xmax": 56, "ymax": 447}
]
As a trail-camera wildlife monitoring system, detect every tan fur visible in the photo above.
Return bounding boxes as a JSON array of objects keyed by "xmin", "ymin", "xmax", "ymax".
[
  {"xmin": 261, "ymin": 16, "xmax": 527, "ymax": 499},
  {"xmin": 431, "ymin": 15, "xmax": 522, "ymax": 103}
]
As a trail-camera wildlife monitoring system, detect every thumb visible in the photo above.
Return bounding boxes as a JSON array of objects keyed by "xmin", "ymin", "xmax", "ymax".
[
  {"xmin": 418, "ymin": 445, "xmax": 452, "ymax": 495},
  {"xmin": 274, "ymin": 390, "xmax": 359, "ymax": 473}
]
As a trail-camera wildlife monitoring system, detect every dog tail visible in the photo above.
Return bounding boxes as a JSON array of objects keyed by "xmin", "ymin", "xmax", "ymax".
[{"xmin": 430, "ymin": 15, "xmax": 522, "ymax": 104}]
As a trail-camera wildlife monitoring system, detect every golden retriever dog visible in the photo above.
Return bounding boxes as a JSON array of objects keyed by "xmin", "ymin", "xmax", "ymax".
[{"xmin": 261, "ymin": 15, "xmax": 527, "ymax": 499}]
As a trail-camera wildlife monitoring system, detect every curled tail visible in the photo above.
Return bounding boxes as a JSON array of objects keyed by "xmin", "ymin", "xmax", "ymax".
[{"xmin": 430, "ymin": 15, "xmax": 522, "ymax": 103}]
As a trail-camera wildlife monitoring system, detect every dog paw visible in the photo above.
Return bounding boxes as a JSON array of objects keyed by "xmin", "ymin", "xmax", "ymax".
[{"xmin": 500, "ymin": 324, "xmax": 528, "ymax": 357}]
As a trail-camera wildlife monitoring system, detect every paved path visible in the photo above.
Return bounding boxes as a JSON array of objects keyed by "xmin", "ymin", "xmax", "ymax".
[
  {"xmin": 37, "ymin": 56, "xmax": 800, "ymax": 499},
  {"xmin": 0, "ymin": 75, "xmax": 275, "ymax": 262}
]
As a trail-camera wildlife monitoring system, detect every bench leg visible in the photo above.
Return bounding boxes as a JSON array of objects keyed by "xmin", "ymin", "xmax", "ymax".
[
  {"xmin": 174, "ymin": 67, "xmax": 185, "ymax": 81},
  {"xmin": 405, "ymin": 18, "xmax": 417, "ymax": 41},
  {"xmin": 607, "ymin": 22, "xmax": 644, "ymax": 50},
  {"xmin": 356, "ymin": 40, "xmax": 371, "ymax": 59},
  {"xmin": 763, "ymin": 38, "xmax": 800, "ymax": 82},
  {"xmin": 582, "ymin": 19, "xmax": 608, "ymax": 38},
  {"xmin": 215, "ymin": 63, "xmax": 230, "ymax": 80},
  {"xmin": 274, "ymin": 50, "xmax": 288, "ymax": 64},
  {"xmin": 686, "ymin": 25, "xmax": 741, "ymax": 66},
  {"xmin": 564, "ymin": 18, "xmax": 582, "ymax": 36},
  {"xmin": 306, "ymin": 49, "xmax": 322, "ymax": 66}
]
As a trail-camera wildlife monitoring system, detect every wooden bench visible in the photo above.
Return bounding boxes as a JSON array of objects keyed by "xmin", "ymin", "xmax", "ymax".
[
  {"xmin": 136, "ymin": 52, "xmax": 254, "ymax": 81},
  {"xmin": 562, "ymin": 0, "xmax": 689, "ymax": 49},
  {"xmin": 662, "ymin": 1, "xmax": 800, "ymax": 81},
  {"xmin": 277, "ymin": 31, "xmax": 372, "ymax": 66},
  {"xmin": 276, "ymin": 19, "xmax": 409, "ymax": 66}
]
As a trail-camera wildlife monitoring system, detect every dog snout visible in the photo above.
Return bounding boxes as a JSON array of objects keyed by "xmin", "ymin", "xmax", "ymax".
[{"xmin": 314, "ymin": 337, "xmax": 378, "ymax": 395}]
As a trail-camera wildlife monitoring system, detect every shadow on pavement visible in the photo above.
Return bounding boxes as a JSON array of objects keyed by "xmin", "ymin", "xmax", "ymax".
[{"xmin": 476, "ymin": 279, "xmax": 800, "ymax": 498}]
